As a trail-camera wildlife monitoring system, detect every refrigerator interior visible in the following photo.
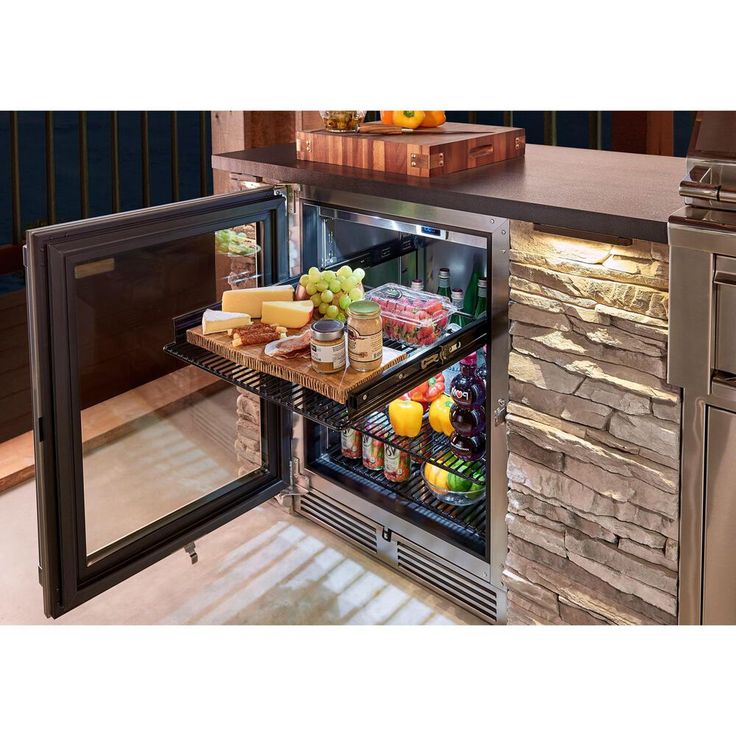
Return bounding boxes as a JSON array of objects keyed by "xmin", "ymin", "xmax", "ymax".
[{"xmin": 301, "ymin": 218, "xmax": 490, "ymax": 561}]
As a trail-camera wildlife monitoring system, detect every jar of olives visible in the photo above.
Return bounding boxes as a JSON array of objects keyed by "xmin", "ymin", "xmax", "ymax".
[{"xmin": 319, "ymin": 111, "xmax": 366, "ymax": 133}]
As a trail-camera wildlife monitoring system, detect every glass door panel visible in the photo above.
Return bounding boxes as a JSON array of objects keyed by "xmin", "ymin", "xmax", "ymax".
[{"xmin": 27, "ymin": 189, "xmax": 290, "ymax": 617}]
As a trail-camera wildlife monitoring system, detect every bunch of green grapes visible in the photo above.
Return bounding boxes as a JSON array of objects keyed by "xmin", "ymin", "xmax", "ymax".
[{"xmin": 298, "ymin": 264, "xmax": 366, "ymax": 321}]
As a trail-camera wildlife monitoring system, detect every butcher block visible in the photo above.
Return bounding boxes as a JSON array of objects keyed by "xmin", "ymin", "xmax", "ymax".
[{"xmin": 295, "ymin": 122, "xmax": 526, "ymax": 178}]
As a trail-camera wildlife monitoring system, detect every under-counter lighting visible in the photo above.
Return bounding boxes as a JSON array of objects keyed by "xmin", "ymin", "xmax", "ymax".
[{"xmin": 533, "ymin": 223, "xmax": 632, "ymax": 248}]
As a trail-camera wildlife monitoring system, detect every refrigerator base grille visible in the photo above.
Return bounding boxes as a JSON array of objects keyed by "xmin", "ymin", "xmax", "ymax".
[{"xmin": 295, "ymin": 488, "xmax": 502, "ymax": 624}]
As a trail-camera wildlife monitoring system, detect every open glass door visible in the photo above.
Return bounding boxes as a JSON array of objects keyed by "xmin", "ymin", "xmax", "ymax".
[{"xmin": 26, "ymin": 188, "xmax": 291, "ymax": 618}]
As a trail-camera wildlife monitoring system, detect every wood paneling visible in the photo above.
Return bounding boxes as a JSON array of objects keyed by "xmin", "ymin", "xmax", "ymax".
[
  {"xmin": 0, "ymin": 288, "xmax": 31, "ymax": 443},
  {"xmin": 611, "ymin": 112, "xmax": 674, "ymax": 156}
]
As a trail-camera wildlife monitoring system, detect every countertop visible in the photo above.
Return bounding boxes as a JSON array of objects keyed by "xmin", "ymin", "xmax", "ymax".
[{"xmin": 213, "ymin": 143, "xmax": 686, "ymax": 244}]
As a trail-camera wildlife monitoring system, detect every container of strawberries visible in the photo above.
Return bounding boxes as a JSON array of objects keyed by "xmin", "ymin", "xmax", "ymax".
[{"xmin": 365, "ymin": 283, "xmax": 455, "ymax": 347}]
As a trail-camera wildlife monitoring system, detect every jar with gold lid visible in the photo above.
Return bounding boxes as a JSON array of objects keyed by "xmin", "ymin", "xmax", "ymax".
[
  {"xmin": 347, "ymin": 300, "xmax": 383, "ymax": 372},
  {"xmin": 310, "ymin": 319, "xmax": 346, "ymax": 374}
]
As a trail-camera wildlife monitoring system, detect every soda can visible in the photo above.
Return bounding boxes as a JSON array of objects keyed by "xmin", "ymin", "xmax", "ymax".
[
  {"xmin": 341, "ymin": 427, "xmax": 362, "ymax": 460},
  {"xmin": 384, "ymin": 444, "xmax": 411, "ymax": 483}
]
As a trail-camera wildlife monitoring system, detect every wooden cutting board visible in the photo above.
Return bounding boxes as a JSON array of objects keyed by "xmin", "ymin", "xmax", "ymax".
[
  {"xmin": 296, "ymin": 122, "xmax": 525, "ymax": 178},
  {"xmin": 187, "ymin": 325, "xmax": 406, "ymax": 404}
]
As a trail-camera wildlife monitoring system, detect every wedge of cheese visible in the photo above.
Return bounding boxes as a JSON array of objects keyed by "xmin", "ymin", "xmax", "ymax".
[
  {"xmin": 221, "ymin": 285, "xmax": 294, "ymax": 318},
  {"xmin": 261, "ymin": 300, "xmax": 314, "ymax": 329},
  {"xmin": 202, "ymin": 309, "xmax": 252, "ymax": 335}
]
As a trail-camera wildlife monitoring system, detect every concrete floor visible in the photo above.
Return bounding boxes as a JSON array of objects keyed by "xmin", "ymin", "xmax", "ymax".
[{"xmin": 0, "ymin": 481, "xmax": 481, "ymax": 625}]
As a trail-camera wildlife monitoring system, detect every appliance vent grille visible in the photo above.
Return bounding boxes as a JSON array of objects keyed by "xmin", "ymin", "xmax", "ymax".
[
  {"xmin": 297, "ymin": 491, "xmax": 378, "ymax": 555},
  {"xmin": 397, "ymin": 540, "xmax": 497, "ymax": 623}
]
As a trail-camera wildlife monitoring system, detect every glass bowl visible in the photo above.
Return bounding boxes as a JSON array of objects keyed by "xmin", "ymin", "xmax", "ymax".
[
  {"xmin": 319, "ymin": 111, "xmax": 366, "ymax": 133},
  {"xmin": 422, "ymin": 461, "xmax": 485, "ymax": 507}
]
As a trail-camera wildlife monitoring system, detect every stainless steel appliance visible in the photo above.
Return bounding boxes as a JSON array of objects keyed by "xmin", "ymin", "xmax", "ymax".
[
  {"xmin": 25, "ymin": 184, "xmax": 508, "ymax": 622},
  {"xmin": 668, "ymin": 111, "xmax": 736, "ymax": 624}
]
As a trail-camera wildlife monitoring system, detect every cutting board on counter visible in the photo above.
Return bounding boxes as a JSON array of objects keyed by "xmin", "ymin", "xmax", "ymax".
[
  {"xmin": 296, "ymin": 122, "xmax": 526, "ymax": 178},
  {"xmin": 187, "ymin": 326, "xmax": 406, "ymax": 404}
]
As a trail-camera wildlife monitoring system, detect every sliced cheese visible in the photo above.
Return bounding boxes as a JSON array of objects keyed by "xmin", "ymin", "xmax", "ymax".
[
  {"xmin": 261, "ymin": 300, "xmax": 313, "ymax": 329},
  {"xmin": 221, "ymin": 285, "xmax": 294, "ymax": 318},
  {"xmin": 202, "ymin": 309, "xmax": 252, "ymax": 335}
]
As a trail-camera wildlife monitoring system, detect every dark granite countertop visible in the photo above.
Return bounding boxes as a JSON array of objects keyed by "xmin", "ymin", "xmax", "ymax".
[{"xmin": 213, "ymin": 143, "xmax": 686, "ymax": 244}]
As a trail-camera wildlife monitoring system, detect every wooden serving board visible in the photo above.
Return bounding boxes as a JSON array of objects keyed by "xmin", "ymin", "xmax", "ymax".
[
  {"xmin": 187, "ymin": 325, "xmax": 406, "ymax": 404},
  {"xmin": 296, "ymin": 122, "xmax": 526, "ymax": 178}
]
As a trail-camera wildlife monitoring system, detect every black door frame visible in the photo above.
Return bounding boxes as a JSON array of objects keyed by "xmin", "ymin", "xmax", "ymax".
[{"xmin": 26, "ymin": 189, "xmax": 292, "ymax": 618}]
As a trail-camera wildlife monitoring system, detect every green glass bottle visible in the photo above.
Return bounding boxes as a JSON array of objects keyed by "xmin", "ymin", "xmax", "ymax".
[
  {"xmin": 450, "ymin": 288, "xmax": 465, "ymax": 328},
  {"xmin": 464, "ymin": 270, "xmax": 480, "ymax": 315},
  {"xmin": 437, "ymin": 268, "xmax": 451, "ymax": 299},
  {"xmin": 474, "ymin": 277, "xmax": 487, "ymax": 317}
]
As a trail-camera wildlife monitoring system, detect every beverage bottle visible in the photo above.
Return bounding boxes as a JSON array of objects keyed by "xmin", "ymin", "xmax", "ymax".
[
  {"xmin": 464, "ymin": 270, "xmax": 480, "ymax": 315},
  {"xmin": 474, "ymin": 277, "xmax": 487, "ymax": 317},
  {"xmin": 450, "ymin": 288, "xmax": 465, "ymax": 328},
  {"xmin": 437, "ymin": 268, "xmax": 451, "ymax": 299},
  {"xmin": 410, "ymin": 279, "xmax": 424, "ymax": 291},
  {"xmin": 477, "ymin": 345, "xmax": 488, "ymax": 385},
  {"xmin": 449, "ymin": 352, "xmax": 486, "ymax": 461}
]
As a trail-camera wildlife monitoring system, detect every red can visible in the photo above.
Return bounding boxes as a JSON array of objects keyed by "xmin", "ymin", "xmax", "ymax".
[
  {"xmin": 341, "ymin": 428, "xmax": 362, "ymax": 460},
  {"xmin": 384, "ymin": 444, "xmax": 411, "ymax": 483},
  {"xmin": 362, "ymin": 433, "xmax": 384, "ymax": 471}
]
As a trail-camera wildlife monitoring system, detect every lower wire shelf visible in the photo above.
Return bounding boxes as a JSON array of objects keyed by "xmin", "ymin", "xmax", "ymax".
[
  {"xmin": 165, "ymin": 339, "xmax": 487, "ymax": 485},
  {"xmin": 309, "ymin": 445, "xmax": 487, "ymax": 557}
]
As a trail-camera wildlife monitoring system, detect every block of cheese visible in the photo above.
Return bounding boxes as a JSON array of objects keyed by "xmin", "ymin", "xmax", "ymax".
[
  {"xmin": 201, "ymin": 309, "xmax": 252, "ymax": 335},
  {"xmin": 261, "ymin": 300, "xmax": 314, "ymax": 329},
  {"xmin": 221, "ymin": 285, "xmax": 294, "ymax": 318}
]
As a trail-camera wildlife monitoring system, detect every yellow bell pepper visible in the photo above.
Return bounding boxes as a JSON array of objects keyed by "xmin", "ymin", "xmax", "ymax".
[
  {"xmin": 389, "ymin": 397, "xmax": 424, "ymax": 437},
  {"xmin": 428, "ymin": 394, "xmax": 454, "ymax": 436},
  {"xmin": 419, "ymin": 111, "xmax": 446, "ymax": 128},
  {"xmin": 393, "ymin": 111, "xmax": 426, "ymax": 129}
]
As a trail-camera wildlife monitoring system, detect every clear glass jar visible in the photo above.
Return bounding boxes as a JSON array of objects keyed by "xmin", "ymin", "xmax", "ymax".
[
  {"xmin": 319, "ymin": 111, "xmax": 367, "ymax": 133},
  {"xmin": 310, "ymin": 319, "xmax": 346, "ymax": 374},
  {"xmin": 347, "ymin": 300, "xmax": 383, "ymax": 372}
]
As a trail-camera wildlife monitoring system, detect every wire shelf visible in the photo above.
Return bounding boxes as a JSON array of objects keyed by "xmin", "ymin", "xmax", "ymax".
[
  {"xmin": 315, "ymin": 446, "xmax": 486, "ymax": 555},
  {"xmin": 165, "ymin": 337, "xmax": 487, "ymax": 485}
]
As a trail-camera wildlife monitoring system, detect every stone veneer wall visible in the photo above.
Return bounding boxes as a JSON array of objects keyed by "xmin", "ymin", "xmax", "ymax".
[{"xmin": 503, "ymin": 221, "xmax": 681, "ymax": 625}]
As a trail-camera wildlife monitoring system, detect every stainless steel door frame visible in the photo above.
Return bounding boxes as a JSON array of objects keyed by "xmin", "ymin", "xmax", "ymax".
[
  {"xmin": 702, "ymin": 406, "xmax": 736, "ymax": 624},
  {"xmin": 669, "ymin": 213, "xmax": 736, "ymax": 623}
]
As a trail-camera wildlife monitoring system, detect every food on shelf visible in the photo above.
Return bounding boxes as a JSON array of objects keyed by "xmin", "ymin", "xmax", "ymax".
[
  {"xmin": 296, "ymin": 264, "xmax": 366, "ymax": 322},
  {"xmin": 449, "ymin": 352, "xmax": 487, "ymax": 461},
  {"xmin": 264, "ymin": 328, "xmax": 312, "ymax": 359},
  {"xmin": 405, "ymin": 373, "xmax": 445, "ymax": 411},
  {"xmin": 320, "ymin": 111, "xmax": 366, "ymax": 132},
  {"xmin": 362, "ymin": 433, "xmax": 384, "ymax": 471},
  {"xmin": 215, "ymin": 228, "xmax": 260, "ymax": 256},
  {"xmin": 388, "ymin": 397, "xmax": 424, "ymax": 438},
  {"xmin": 419, "ymin": 111, "xmax": 447, "ymax": 128},
  {"xmin": 366, "ymin": 283, "xmax": 454, "ymax": 346},
  {"xmin": 309, "ymin": 319, "xmax": 346, "ymax": 374},
  {"xmin": 422, "ymin": 458, "xmax": 485, "ymax": 506},
  {"xmin": 221, "ymin": 284, "xmax": 294, "ymax": 318},
  {"xmin": 392, "ymin": 111, "xmax": 426, "ymax": 129},
  {"xmin": 380, "ymin": 111, "xmax": 394, "ymax": 125},
  {"xmin": 261, "ymin": 300, "xmax": 314, "ymax": 329},
  {"xmin": 346, "ymin": 300, "xmax": 383, "ymax": 372},
  {"xmin": 428, "ymin": 394, "xmax": 455, "ymax": 436},
  {"xmin": 201, "ymin": 309, "xmax": 252, "ymax": 335},
  {"xmin": 341, "ymin": 428, "xmax": 362, "ymax": 460},
  {"xmin": 384, "ymin": 445, "xmax": 411, "ymax": 483},
  {"xmin": 231, "ymin": 323, "xmax": 285, "ymax": 348}
]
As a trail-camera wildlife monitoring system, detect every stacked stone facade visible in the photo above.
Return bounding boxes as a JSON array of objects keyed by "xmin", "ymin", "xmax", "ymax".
[{"xmin": 504, "ymin": 221, "xmax": 680, "ymax": 625}]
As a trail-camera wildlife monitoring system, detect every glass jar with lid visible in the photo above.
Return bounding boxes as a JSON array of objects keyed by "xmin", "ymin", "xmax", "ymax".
[
  {"xmin": 319, "ymin": 111, "xmax": 367, "ymax": 133},
  {"xmin": 346, "ymin": 300, "xmax": 383, "ymax": 372},
  {"xmin": 310, "ymin": 319, "xmax": 346, "ymax": 374}
]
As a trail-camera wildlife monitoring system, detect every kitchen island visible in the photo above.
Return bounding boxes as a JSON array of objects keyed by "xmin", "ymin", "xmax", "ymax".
[{"xmin": 214, "ymin": 142, "xmax": 685, "ymax": 625}]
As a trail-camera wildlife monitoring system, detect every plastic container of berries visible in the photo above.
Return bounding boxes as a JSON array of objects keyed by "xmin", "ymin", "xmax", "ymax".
[{"xmin": 365, "ymin": 283, "xmax": 456, "ymax": 347}]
